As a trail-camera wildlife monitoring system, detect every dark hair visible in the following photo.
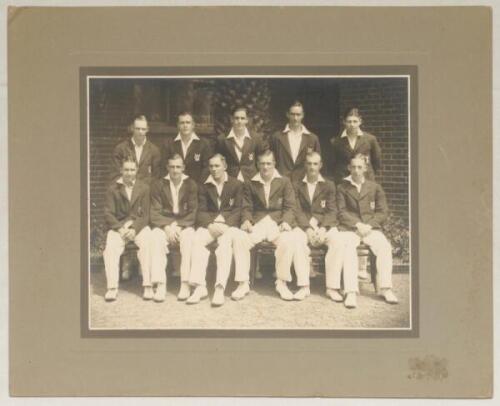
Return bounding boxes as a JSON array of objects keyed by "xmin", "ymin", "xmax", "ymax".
[
  {"xmin": 257, "ymin": 149, "xmax": 276, "ymax": 163},
  {"xmin": 342, "ymin": 107, "xmax": 363, "ymax": 121},
  {"xmin": 177, "ymin": 111, "xmax": 195, "ymax": 122},
  {"xmin": 167, "ymin": 153, "xmax": 185, "ymax": 165},
  {"xmin": 305, "ymin": 151, "xmax": 322, "ymax": 163},
  {"xmin": 288, "ymin": 101, "xmax": 304, "ymax": 112},
  {"xmin": 209, "ymin": 153, "xmax": 227, "ymax": 166},
  {"xmin": 232, "ymin": 106, "xmax": 248, "ymax": 117},
  {"xmin": 121, "ymin": 155, "xmax": 137, "ymax": 167},
  {"xmin": 128, "ymin": 114, "xmax": 149, "ymax": 133},
  {"xmin": 350, "ymin": 153, "xmax": 369, "ymax": 166}
]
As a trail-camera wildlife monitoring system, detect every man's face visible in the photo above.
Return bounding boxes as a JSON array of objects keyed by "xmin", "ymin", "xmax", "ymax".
[
  {"xmin": 231, "ymin": 110, "xmax": 248, "ymax": 131},
  {"xmin": 305, "ymin": 154, "xmax": 322, "ymax": 179},
  {"xmin": 344, "ymin": 115, "xmax": 362, "ymax": 134},
  {"xmin": 178, "ymin": 114, "xmax": 195, "ymax": 137},
  {"xmin": 258, "ymin": 155, "xmax": 275, "ymax": 179},
  {"xmin": 167, "ymin": 158, "xmax": 185, "ymax": 181},
  {"xmin": 121, "ymin": 161, "xmax": 137, "ymax": 184},
  {"xmin": 286, "ymin": 106, "xmax": 304, "ymax": 127},
  {"xmin": 132, "ymin": 119, "xmax": 148, "ymax": 140},
  {"xmin": 209, "ymin": 157, "xmax": 226, "ymax": 181},
  {"xmin": 349, "ymin": 158, "xmax": 367, "ymax": 182}
]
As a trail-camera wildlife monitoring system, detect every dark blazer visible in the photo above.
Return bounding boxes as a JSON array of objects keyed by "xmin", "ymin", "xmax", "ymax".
[
  {"xmin": 215, "ymin": 131, "xmax": 269, "ymax": 182},
  {"xmin": 104, "ymin": 179, "xmax": 150, "ymax": 233},
  {"xmin": 293, "ymin": 178, "xmax": 338, "ymax": 230},
  {"xmin": 336, "ymin": 179, "xmax": 388, "ymax": 230},
  {"xmin": 196, "ymin": 176, "xmax": 243, "ymax": 228},
  {"xmin": 269, "ymin": 128, "xmax": 321, "ymax": 182},
  {"xmin": 161, "ymin": 135, "xmax": 213, "ymax": 184},
  {"xmin": 150, "ymin": 176, "xmax": 198, "ymax": 228},
  {"xmin": 241, "ymin": 175, "xmax": 296, "ymax": 227},
  {"xmin": 330, "ymin": 131, "xmax": 382, "ymax": 184},
  {"xmin": 111, "ymin": 138, "xmax": 161, "ymax": 184}
]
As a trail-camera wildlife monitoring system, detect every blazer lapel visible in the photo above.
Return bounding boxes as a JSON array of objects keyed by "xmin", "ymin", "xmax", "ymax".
[
  {"xmin": 163, "ymin": 179, "xmax": 173, "ymax": 209},
  {"xmin": 226, "ymin": 137, "xmax": 240, "ymax": 162},
  {"xmin": 172, "ymin": 139, "xmax": 184, "ymax": 159},
  {"xmin": 177, "ymin": 181, "xmax": 187, "ymax": 209},
  {"xmin": 129, "ymin": 182, "xmax": 142, "ymax": 207},
  {"xmin": 118, "ymin": 183, "xmax": 129, "ymax": 203},
  {"xmin": 311, "ymin": 181, "xmax": 324, "ymax": 204},
  {"xmin": 219, "ymin": 181, "xmax": 231, "ymax": 207},
  {"xmin": 358, "ymin": 182, "xmax": 371, "ymax": 200},
  {"xmin": 299, "ymin": 182, "xmax": 311, "ymax": 206},
  {"xmin": 207, "ymin": 184, "xmax": 220, "ymax": 208},
  {"xmin": 184, "ymin": 139, "xmax": 198, "ymax": 162},
  {"xmin": 268, "ymin": 178, "xmax": 282, "ymax": 203},
  {"xmin": 278, "ymin": 132, "xmax": 293, "ymax": 160},
  {"xmin": 345, "ymin": 183, "xmax": 361, "ymax": 202},
  {"xmin": 138, "ymin": 141, "xmax": 150, "ymax": 166},
  {"xmin": 252, "ymin": 181, "xmax": 267, "ymax": 208},
  {"xmin": 296, "ymin": 134, "xmax": 309, "ymax": 162}
]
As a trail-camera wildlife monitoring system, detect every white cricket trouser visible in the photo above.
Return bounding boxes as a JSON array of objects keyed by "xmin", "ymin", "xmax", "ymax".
[
  {"xmin": 102, "ymin": 226, "xmax": 152, "ymax": 289},
  {"xmin": 293, "ymin": 228, "xmax": 359, "ymax": 293},
  {"xmin": 232, "ymin": 216, "xmax": 310, "ymax": 286},
  {"xmin": 150, "ymin": 227, "xmax": 195, "ymax": 285},
  {"xmin": 189, "ymin": 227, "xmax": 243, "ymax": 289},
  {"xmin": 343, "ymin": 230, "xmax": 393, "ymax": 289}
]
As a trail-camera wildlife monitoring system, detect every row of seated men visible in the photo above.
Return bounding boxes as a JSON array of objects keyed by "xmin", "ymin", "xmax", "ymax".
[{"xmin": 103, "ymin": 147, "xmax": 398, "ymax": 309}]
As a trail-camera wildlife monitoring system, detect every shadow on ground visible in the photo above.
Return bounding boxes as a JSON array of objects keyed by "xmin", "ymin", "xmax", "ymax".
[{"xmin": 89, "ymin": 263, "xmax": 411, "ymax": 330}]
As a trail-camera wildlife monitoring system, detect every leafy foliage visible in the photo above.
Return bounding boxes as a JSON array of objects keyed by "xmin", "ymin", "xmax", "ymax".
[
  {"xmin": 212, "ymin": 79, "xmax": 272, "ymax": 136},
  {"xmin": 382, "ymin": 213, "xmax": 410, "ymax": 264}
]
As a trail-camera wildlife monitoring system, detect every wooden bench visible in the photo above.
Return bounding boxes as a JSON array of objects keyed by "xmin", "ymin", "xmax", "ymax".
[{"xmin": 250, "ymin": 241, "xmax": 377, "ymax": 290}]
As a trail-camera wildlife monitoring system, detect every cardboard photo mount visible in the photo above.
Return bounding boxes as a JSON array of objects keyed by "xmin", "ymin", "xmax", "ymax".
[{"xmin": 8, "ymin": 6, "xmax": 492, "ymax": 397}]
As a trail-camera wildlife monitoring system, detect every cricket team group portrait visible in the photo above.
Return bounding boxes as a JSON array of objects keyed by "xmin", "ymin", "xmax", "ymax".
[{"xmin": 86, "ymin": 75, "xmax": 413, "ymax": 331}]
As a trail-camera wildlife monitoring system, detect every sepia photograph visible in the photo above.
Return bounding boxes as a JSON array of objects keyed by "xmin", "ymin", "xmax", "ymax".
[{"xmin": 83, "ymin": 70, "xmax": 415, "ymax": 333}]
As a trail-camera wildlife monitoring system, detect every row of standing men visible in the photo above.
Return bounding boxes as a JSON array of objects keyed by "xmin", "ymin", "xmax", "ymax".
[{"xmin": 101, "ymin": 103, "xmax": 397, "ymax": 308}]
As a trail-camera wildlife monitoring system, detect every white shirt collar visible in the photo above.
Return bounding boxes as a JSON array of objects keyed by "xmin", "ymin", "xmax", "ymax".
[
  {"xmin": 344, "ymin": 175, "xmax": 364, "ymax": 187},
  {"xmin": 131, "ymin": 137, "xmax": 146, "ymax": 147},
  {"xmin": 251, "ymin": 170, "xmax": 282, "ymax": 184},
  {"xmin": 302, "ymin": 174, "xmax": 325, "ymax": 184},
  {"xmin": 164, "ymin": 174, "xmax": 189, "ymax": 182},
  {"xmin": 116, "ymin": 177, "xmax": 135, "ymax": 187},
  {"xmin": 340, "ymin": 128, "xmax": 364, "ymax": 138},
  {"xmin": 204, "ymin": 172, "xmax": 228, "ymax": 186},
  {"xmin": 226, "ymin": 128, "xmax": 251, "ymax": 140},
  {"xmin": 174, "ymin": 132, "xmax": 200, "ymax": 142},
  {"xmin": 283, "ymin": 124, "xmax": 311, "ymax": 134}
]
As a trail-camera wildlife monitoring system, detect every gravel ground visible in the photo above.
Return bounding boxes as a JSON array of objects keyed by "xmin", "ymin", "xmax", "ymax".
[{"xmin": 89, "ymin": 264, "xmax": 410, "ymax": 330}]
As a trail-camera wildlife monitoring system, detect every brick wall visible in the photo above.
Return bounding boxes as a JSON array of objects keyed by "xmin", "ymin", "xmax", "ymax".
[
  {"xmin": 89, "ymin": 78, "xmax": 410, "ymax": 254},
  {"xmin": 338, "ymin": 78, "xmax": 409, "ymax": 222}
]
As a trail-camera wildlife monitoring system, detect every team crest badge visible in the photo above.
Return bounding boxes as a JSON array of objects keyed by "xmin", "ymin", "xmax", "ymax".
[
  {"xmin": 307, "ymin": 146, "xmax": 313, "ymax": 153},
  {"xmin": 194, "ymin": 153, "xmax": 201, "ymax": 162},
  {"xmin": 229, "ymin": 198, "xmax": 234, "ymax": 206},
  {"xmin": 277, "ymin": 197, "xmax": 283, "ymax": 206},
  {"xmin": 148, "ymin": 165, "xmax": 151, "ymax": 173},
  {"xmin": 248, "ymin": 153, "xmax": 254, "ymax": 161},
  {"xmin": 321, "ymin": 200, "xmax": 326, "ymax": 208},
  {"xmin": 370, "ymin": 201, "xmax": 375, "ymax": 210},
  {"xmin": 184, "ymin": 202, "xmax": 188, "ymax": 211}
]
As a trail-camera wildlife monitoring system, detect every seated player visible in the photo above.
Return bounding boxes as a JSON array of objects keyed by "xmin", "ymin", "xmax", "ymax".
[
  {"xmin": 185, "ymin": 154, "xmax": 244, "ymax": 306},
  {"xmin": 232, "ymin": 150, "xmax": 310, "ymax": 301},
  {"xmin": 102, "ymin": 157, "xmax": 152, "ymax": 301},
  {"xmin": 149, "ymin": 154, "xmax": 198, "ymax": 302},
  {"xmin": 292, "ymin": 152, "xmax": 355, "ymax": 305},
  {"xmin": 337, "ymin": 154, "xmax": 399, "ymax": 308}
]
